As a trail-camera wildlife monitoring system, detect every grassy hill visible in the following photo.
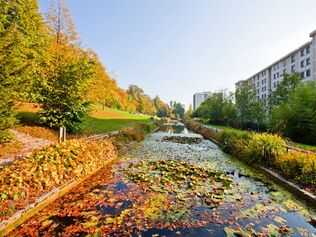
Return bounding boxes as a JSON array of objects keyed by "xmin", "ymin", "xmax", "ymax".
[
  {"xmin": 81, "ymin": 107, "xmax": 152, "ymax": 134},
  {"xmin": 15, "ymin": 103, "xmax": 152, "ymax": 141}
]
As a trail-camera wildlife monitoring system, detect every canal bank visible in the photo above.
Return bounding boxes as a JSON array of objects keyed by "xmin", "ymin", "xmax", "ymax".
[{"xmin": 7, "ymin": 121, "xmax": 316, "ymax": 236}]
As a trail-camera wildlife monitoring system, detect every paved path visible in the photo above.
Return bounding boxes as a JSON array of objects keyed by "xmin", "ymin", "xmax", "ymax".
[{"xmin": 0, "ymin": 130, "xmax": 52, "ymax": 165}]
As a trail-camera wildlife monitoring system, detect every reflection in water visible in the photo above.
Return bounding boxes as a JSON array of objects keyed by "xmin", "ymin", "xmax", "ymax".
[{"xmin": 159, "ymin": 124, "xmax": 190, "ymax": 134}]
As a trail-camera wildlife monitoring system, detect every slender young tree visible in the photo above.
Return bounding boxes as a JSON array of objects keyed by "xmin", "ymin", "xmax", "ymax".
[
  {"xmin": 37, "ymin": 0, "xmax": 95, "ymax": 132},
  {"xmin": 185, "ymin": 104, "xmax": 193, "ymax": 118}
]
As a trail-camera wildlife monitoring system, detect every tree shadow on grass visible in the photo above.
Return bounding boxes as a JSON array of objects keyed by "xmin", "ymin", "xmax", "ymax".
[{"xmin": 16, "ymin": 112, "xmax": 151, "ymax": 137}]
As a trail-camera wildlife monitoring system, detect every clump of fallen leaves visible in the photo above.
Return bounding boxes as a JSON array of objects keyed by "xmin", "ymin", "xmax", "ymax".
[
  {"xmin": 0, "ymin": 139, "xmax": 116, "ymax": 221},
  {"xmin": 225, "ymin": 223, "xmax": 293, "ymax": 237},
  {"xmin": 0, "ymin": 140, "xmax": 23, "ymax": 157}
]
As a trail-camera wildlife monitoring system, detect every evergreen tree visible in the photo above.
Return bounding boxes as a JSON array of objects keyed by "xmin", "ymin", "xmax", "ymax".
[{"xmin": 172, "ymin": 102, "xmax": 185, "ymax": 118}]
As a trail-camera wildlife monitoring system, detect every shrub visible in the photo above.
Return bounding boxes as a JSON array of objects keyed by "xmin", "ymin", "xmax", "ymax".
[
  {"xmin": 121, "ymin": 126, "xmax": 145, "ymax": 142},
  {"xmin": 137, "ymin": 123, "xmax": 156, "ymax": 134},
  {"xmin": 112, "ymin": 123, "xmax": 155, "ymax": 149},
  {"xmin": 276, "ymin": 151, "xmax": 316, "ymax": 186},
  {"xmin": 0, "ymin": 139, "xmax": 116, "ymax": 221},
  {"xmin": 216, "ymin": 129, "xmax": 252, "ymax": 155},
  {"xmin": 240, "ymin": 133, "xmax": 286, "ymax": 165},
  {"xmin": 0, "ymin": 130, "xmax": 15, "ymax": 144}
]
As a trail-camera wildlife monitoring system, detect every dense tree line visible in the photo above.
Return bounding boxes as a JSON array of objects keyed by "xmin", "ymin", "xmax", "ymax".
[
  {"xmin": 0, "ymin": 0, "xmax": 169, "ymax": 141},
  {"xmin": 193, "ymin": 73, "xmax": 316, "ymax": 145},
  {"xmin": 169, "ymin": 101, "xmax": 185, "ymax": 119}
]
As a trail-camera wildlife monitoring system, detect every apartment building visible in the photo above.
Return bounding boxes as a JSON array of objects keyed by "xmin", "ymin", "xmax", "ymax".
[
  {"xmin": 193, "ymin": 92, "xmax": 213, "ymax": 110},
  {"xmin": 236, "ymin": 29, "xmax": 316, "ymax": 102}
]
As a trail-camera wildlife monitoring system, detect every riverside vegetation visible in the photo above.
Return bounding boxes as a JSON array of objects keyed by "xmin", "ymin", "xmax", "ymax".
[
  {"xmin": 185, "ymin": 119, "xmax": 316, "ymax": 192},
  {"xmin": 192, "ymin": 73, "xmax": 316, "ymax": 147},
  {"xmin": 0, "ymin": 122, "xmax": 156, "ymax": 222},
  {"xmin": 8, "ymin": 122, "xmax": 316, "ymax": 236}
]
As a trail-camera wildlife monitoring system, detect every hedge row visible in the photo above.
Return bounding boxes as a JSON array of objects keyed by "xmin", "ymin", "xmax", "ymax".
[
  {"xmin": 0, "ymin": 139, "xmax": 117, "ymax": 221},
  {"xmin": 185, "ymin": 119, "xmax": 316, "ymax": 189}
]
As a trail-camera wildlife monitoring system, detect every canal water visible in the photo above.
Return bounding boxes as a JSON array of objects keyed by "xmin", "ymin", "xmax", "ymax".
[{"xmin": 9, "ymin": 122, "xmax": 316, "ymax": 236}]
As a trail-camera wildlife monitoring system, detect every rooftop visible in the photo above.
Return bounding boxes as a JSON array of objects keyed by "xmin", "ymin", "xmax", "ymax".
[{"xmin": 310, "ymin": 29, "xmax": 316, "ymax": 37}]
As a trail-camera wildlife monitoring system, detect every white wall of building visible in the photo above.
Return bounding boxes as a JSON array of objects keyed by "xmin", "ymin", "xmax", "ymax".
[
  {"xmin": 193, "ymin": 92, "xmax": 212, "ymax": 110},
  {"xmin": 236, "ymin": 29, "xmax": 316, "ymax": 102}
]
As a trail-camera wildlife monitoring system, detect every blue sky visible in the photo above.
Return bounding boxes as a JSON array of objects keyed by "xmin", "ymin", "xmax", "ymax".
[{"xmin": 38, "ymin": 0, "xmax": 316, "ymax": 108}]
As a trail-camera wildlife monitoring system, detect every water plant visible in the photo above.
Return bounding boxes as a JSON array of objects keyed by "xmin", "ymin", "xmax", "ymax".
[{"xmin": 125, "ymin": 159, "xmax": 233, "ymax": 207}]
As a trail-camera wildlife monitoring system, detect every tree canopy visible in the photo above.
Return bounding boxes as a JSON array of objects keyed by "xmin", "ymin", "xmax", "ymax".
[{"xmin": 0, "ymin": 0, "xmax": 170, "ymax": 141}]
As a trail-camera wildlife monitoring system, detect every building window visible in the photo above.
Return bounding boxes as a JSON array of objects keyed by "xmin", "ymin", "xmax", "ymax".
[
  {"xmin": 283, "ymin": 60, "xmax": 286, "ymax": 67},
  {"xmin": 306, "ymin": 46, "xmax": 311, "ymax": 54},
  {"xmin": 291, "ymin": 65, "xmax": 296, "ymax": 73},
  {"xmin": 257, "ymin": 82, "xmax": 259, "ymax": 86},
  {"xmin": 301, "ymin": 50, "xmax": 305, "ymax": 57},
  {"xmin": 301, "ymin": 61, "xmax": 305, "ymax": 68},
  {"xmin": 301, "ymin": 72, "xmax": 305, "ymax": 78},
  {"xmin": 283, "ymin": 69, "xmax": 286, "ymax": 74},
  {"xmin": 277, "ymin": 72, "xmax": 280, "ymax": 78},
  {"xmin": 306, "ymin": 58, "xmax": 311, "ymax": 65},
  {"xmin": 291, "ymin": 55, "xmax": 296, "ymax": 63},
  {"xmin": 306, "ymin": 69, "xmax": 311, "ymax": 77},
  {"xmin": 273, "ymin": 82, "xmax": 276, "ymax": 88}
]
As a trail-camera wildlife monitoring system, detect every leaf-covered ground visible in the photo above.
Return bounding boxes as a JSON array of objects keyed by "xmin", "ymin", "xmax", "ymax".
[{"xmin": 8, "ymin": 124, "xmax": 316, "ymax": 236}]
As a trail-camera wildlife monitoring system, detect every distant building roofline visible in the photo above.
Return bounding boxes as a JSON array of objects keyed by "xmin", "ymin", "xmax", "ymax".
[
  {"xmin": 193, "ymin": 91, "xmax": 213, "ymax": 95},
  {"xmin": 310, "ymin": 29, "xmax": 316, "ymax": 37},
  {"xmin": 244, "ymin": 40, "xmax": 311, "ymax": 81}
]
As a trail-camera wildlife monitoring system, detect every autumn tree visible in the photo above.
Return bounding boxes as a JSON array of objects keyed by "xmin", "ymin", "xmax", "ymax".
[
  {"xmin": 37, "ymin": 0, "xmax": 95, "ymax": 132},
  {"xmin": 0, "ymin": 0, "xmax": 47, "ymax": 142},
  {"xmin": 153, "ymin": 96, "xmax": 169, "ymax": 117},
  {"xmin": 185, "ymin": 104, "xmax": 193, "ymax": 118},
  {"xmin": 86, "ymin": 52, "xmax": 122, "ymax": 109}
]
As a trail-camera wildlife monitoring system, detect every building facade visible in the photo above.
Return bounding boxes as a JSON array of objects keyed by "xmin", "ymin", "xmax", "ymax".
[
  {"xmin": 193, "ymin": 92, "xmax": 213, "ymax": 110},
  {"xmin": 236, "ymin": 30, "xmax": 316, "ymax": 102}
]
